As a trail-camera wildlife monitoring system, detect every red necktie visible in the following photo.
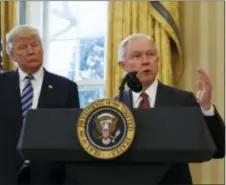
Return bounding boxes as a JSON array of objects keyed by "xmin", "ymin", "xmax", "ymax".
[{"xmin": 138, "ymin": 92, "xmax": 150, "ymax": 108}]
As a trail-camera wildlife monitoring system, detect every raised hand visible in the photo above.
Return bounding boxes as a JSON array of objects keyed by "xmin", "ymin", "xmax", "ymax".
[{"xmin": 196, "ymin": 67, "xmax": 212, "ymax": 110}]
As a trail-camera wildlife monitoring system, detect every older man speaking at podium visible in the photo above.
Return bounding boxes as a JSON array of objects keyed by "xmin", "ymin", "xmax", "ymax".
[{"xmin": 114, "ymin": 33, "xmax": 225, "ymax": 184}]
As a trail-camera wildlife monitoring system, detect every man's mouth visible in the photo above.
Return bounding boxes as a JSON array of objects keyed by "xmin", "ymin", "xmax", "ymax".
[
  {"xmin": 143, "ymin": 69, "xmax": 151, "ymax": 73},
  {"xmin": 28, "ymin": 58, "xmax": 38, "ymax": 63}
]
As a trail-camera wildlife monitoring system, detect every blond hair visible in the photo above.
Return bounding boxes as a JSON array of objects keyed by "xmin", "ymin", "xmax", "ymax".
[{"xmin": 6, "ymin": 24, "xmax": 42, "ymax": 55}]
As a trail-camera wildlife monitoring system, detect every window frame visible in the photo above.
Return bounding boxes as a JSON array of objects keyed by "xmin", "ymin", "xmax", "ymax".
[
  {"xmin": 45, "ymin": 1, "xmax": 107, "ymax": 85},
  {"xmin": 21, "ymin": 1, "xmax": 108, "ymax": 107}
]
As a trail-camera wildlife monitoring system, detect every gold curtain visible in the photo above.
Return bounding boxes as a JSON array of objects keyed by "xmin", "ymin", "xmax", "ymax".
[
  {"xmin": 0, "ymin": 1, "xmax": 18, "ymax": 71},
  {"xmin": 106, "ymin": 1, "xmax": 182, "ymax": 98},
  {"xmin": 151, "ymin": 1, "xmax": 182, "ymax": 87},
  {"xmin": 106, "ymin": 1, "xmax": 154, "ymax": 98},
  {"xmin": 180, "ymin": 2, "xmax": 224, "ymax": 184}
]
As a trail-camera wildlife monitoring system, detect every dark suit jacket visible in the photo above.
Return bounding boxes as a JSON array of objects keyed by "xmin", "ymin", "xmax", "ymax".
[
  {"xmin": 0, "ymin": 68, "xmax": 80, "ymax": 185},
  {"xmin": 60, "ymin": 81, "xmax": 225, "ymax": 185},
  {"xmin": 115, "ymin": 81, "xmax": 225, "ymax": 184}
]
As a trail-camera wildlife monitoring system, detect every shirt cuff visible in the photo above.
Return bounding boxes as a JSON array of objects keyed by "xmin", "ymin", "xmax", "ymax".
[{"xmin": 201, "ymin": 104, "xmax": 215, "ymax": 116}]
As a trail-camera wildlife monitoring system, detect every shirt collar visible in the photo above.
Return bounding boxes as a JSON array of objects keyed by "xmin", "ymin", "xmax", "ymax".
[
  {"xmin": 18, "ymin": 67, "xmax": 44, "ymax": 82},
  {"xmin": 132, "ymin": 79, "xmax": 158, "ymax": 105}
]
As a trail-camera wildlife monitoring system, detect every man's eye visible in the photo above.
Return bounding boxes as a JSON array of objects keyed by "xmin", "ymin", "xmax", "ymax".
[
  {"xmin": 133, "ymin": 54, "xmax": 141, "ymax": 58},
  {"xmin": 31, "ymin": 43, "xmax": 38, "ymax": 47},
  {"xmin": 18, "ymin": 45, "xmax": 27, "ymax": 49},
  {"xmin": 148, "ymin": 52, "xmax": 155, "ymax": 56}
]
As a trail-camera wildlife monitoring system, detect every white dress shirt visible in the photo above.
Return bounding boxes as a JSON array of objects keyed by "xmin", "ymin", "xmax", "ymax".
[
  {"xmin": 132, "ymin": 79, "xmax": 215, "ymax": 116},
  {"xmin": 18, "ymin": 67, "xmax": 44, "ymax": 109}
]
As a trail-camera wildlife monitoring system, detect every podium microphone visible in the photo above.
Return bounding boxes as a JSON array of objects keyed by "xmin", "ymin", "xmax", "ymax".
[{"xmin": 119, "ymin": 71, "xmax": 142, "ymax": 102}]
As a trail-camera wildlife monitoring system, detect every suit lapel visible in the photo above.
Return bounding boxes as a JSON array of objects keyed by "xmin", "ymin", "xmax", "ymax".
[
  {"xmin": 122, "ymin": 89, "xmax": 133, "ymax": 108},
  {"xmin": 12, "ymin": 70, "xmax": 21, "ymax": 102},
  {"xmin": 10, "ymin": 70, "xmax": 23, "ymax": 127},
  {"xmin": 37, "ymin": 70, "xmax": 54, "ymax": 108},
  {"xmin": 154, "ymin": 81, "xmax": 170, "ymax": 107}
]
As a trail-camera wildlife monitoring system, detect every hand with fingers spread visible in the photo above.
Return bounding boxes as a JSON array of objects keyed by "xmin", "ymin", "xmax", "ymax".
[{"xmin": 196, "ymin": 67, "xmax": 213, "ymax": 111}]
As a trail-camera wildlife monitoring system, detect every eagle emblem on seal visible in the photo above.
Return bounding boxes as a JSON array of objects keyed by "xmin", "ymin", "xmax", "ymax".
[
  {"xmin": 77, "ymin": 99, "xmax": 135, "ymax": 159},
  {"xmin": 94, "ymin": 113, "xmax": 121, "ymax": 145}
]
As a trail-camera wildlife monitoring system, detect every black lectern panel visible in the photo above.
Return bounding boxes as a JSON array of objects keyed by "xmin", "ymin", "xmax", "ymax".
[{"xmin": 18, "ymin": 107, "xmax": 216, "ymax": 163}]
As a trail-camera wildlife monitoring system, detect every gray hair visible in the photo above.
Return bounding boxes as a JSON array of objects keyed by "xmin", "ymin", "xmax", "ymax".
[
  {"xmin": 6, "ymin": 24, "xmax": 42, "ymax": 55},
  {"xmin": 118, "ymin": 33, "xmax": 154, "ymax": 62}
]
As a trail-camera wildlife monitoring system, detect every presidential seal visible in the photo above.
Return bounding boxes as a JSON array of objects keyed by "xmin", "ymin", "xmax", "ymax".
[{"xmin": 77, "ymin": 99, "xmax": 135, "ymax": 160}]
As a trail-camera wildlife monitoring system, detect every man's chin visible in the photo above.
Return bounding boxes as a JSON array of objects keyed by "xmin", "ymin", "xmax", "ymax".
[
  {"xmin": 141, "ymin": 79, "xmax": 155, "ymax": 88},
  {"xmin": 26, "ymin": 64, "xmax": 42, "ymax": 73}
]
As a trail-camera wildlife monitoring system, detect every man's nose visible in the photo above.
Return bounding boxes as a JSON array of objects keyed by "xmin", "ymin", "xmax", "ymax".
[
  {"xmin": 141, "ymin": 55, "xmax": 150, "ymax": 65},
  {"xmin": 27, "ymin": 45, "xmax": 35, "ymax": 54}
]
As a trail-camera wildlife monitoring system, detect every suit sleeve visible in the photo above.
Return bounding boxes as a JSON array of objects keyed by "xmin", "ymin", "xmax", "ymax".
[
  {"xmin": 187, "ymin": 92, "xmax": 225, "ymax": 159},
  {"xmin": 66, "ymin": 81, "xmax": 80, "ymax": 108}
]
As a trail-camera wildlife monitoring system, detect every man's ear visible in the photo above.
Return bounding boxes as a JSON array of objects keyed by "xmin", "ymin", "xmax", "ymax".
[
  {"xmin": 118, "ymin": 61, "xmax": 125, "ymax": 70},
  {"xmin": 156, "ymin": 56, "xmax": 160, "ymax": 71},
  {"xmin": 9, "ymin": 54, "xmax": 16, "ymax": 62},
  {"xmin": 156, "ymin": 55, "xmax": 160, "ymax": 63},
  {"xmin": 40, "ymin": 46, "xmax": 44, "ymax": 55}
]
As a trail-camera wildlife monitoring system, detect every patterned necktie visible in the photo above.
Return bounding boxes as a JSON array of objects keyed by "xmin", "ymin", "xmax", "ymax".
[
  {"xmin": 138, "ymin": 92, "xmax": 150, "ymax": 108},
  {"xmin": 17, "ymin": 75, "xmax": 33, "ymax": 170},
  {"xmin": 21, "ymin": 75, "xmax": 33, "ymax": 121}
]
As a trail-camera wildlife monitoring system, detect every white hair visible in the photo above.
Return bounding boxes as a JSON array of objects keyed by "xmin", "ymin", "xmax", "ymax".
[
  {"xmin": 5, "ymin": 24, "xmax": 42, "ymax": 55},
  {"xmin": 118, "ymin": 33, "xmax": 154, "ymax": 62}
]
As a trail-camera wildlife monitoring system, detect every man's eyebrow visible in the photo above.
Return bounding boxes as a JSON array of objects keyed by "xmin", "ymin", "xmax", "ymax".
[
  {"xmin": 31, "ymin": 41, "xmax": 38, "ymax": 44},
  {"xmin": 131, "ymin": 50, "xmax": 142, "ymax": 54},
  {"xmin": 148, "ymin": 48, "xmax": 156, "ymax": 51},
  {"xmin": 18, "ymin": 43, "xmax": 27, "ymax": 48},
  {"xmin": 147, "ymin": 49, "xmax": 157, "ymax": 53}
]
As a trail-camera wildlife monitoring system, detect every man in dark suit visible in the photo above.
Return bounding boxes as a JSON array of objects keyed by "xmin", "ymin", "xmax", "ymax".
[
  {"xmin": 56, "ymin": 33, "xmax": 224, "ymax": 184},
  {"xmin": 0, "ymin": 25, "xmax": 80, "ymax": 184},
  {"xmin": 114, "ymin": 33, "xmax": 225, "ymax": 184}
]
